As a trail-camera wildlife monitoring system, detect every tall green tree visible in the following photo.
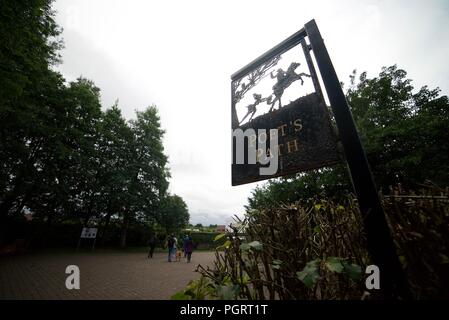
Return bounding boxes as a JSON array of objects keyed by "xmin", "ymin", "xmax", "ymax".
[
  {"xmin": 347, "ymin": 65, "xmax": 449, "ymax": 189},
  {"xmin": 119, "ymin": 106, "xmax": 170, "ymax": 247},
  {"xmin": 158, "ymin": 194, "xmax": 190, "ymax": 234},
  {"xmin": 0, "ymin": 0, "xmax": 62, "ymax": 106},
  {"xmin": 95, "ymin": 103, "xmax": 134, "ymax": 242},
  {"xmin": 25, "ymin": 77, "xmax": 102, "ymax": 226},
  {"xmin": 0, "ymin": 0, "xmax": 63, "ymax": 221}
]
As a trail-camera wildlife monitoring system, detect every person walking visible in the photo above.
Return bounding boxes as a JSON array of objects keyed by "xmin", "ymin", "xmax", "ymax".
[
  {"xmin": 184, "ymin": 235, "xmax": 194, "ymax": 263},
  {"xmin": 166, "ymin": 234, "xmax": 176, "ymax": 262},
  {"xmin": 182, "ymin": 234, "xmax": 188, "ymax": 258},
  {"xmin": 173, "ymin": 235, "xmax": 178, "ymax": 250},
  {"xmin": 147, "ymin": 234, "xmax": 156, "ymax": 259}
]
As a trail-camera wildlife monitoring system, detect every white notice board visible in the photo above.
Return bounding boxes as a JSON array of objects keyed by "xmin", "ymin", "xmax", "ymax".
[{"xmin": 80, "ymin": 227, "xmax": 97, "ymax": 239}]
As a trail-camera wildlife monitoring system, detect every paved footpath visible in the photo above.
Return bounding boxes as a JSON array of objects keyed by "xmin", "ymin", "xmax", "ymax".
[{"xmin": 0, "ymin": 251, "xmax": 215, "ymax": 300}]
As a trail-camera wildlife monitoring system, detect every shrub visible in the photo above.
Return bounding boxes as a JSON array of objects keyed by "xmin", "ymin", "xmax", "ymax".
[{"xmin": 175, "ymin": 184, "xmax": 449, "ymax": 300}]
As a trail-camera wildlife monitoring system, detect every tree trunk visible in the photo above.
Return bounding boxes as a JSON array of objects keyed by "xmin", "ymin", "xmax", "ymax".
[
  {"xmin": 100, "ymin": 211, "xmax": 113, "ymax": 246},
  {"xmin": 119, "ymin": 211, "xmax": 130, "ymax": 248},
  {"xmin": 99, "ymin": 189, "xmax": 114, "ymax": 245}
]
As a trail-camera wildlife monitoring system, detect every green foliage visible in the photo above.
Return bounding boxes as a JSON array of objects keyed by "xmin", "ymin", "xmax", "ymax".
[
  {"xmin": 158, "ymin": 195, "xmax": 189, "ymax": 234},
  {"xmin": 296, "ymin": 257, "xmax": 362, "ymax": 289},
  {"xmin": 0, "ymin": 0, "xmax": 62, "ymax": 107},
  {"xmin": 341, "ymin": 261, "xmax": 363, "ymax": 280},
  {"xmin": 325, "ymin": 257, "xmax": 344, "ymax": 273},
  {"xmin": 296, "ymin": 259, "xmax": 320, "ymax": 288},
  {"xmin": 191, "ymin": 199, "xmax": 369, "ymax": 300},
  {"xmin": 246, "ymin": 166, "xmax": 352, "ymax": 211},
  {"xmin": 214, "ymin": 233, "xmax": 226, "ymax": 241},
  {"xmin": 247, "ymin": 240, "xmax": 263, "ymax": 251},
  {"xmin": 171, "ymin": 277, "xmax": 214, "ymax": 300},
  {"xmin": 0, "ymin": 0, "xmax": 187, "ymax": 248},
  {"xmin": 347, "ymin": 66, "xmax": 449, "ymax": 189},
  {"xmin": 271, "ymin": 259, "xmax": 282, "ymax": 270},
  {"xmin": 189, "ymin": 232, "xmax": 225, "ymax": 250},
  {"xmin": 171, "ymin": 267, "xmax": 240, "ymax": 300},
  {"xmin": 187, "ymin": 186, "xmax": 448, "ymax": 299},
  {"xmin": 217, "ymin": 240, "xmax": 231, "ymax": 250}
]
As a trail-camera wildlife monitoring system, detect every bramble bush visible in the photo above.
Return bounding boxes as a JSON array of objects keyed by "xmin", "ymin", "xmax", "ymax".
[{"xmin": 173, "ymin": 184, "xmax": 449, "ymax": 300}]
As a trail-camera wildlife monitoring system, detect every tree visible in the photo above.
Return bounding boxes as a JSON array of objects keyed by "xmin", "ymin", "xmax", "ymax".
[
  {"xmin": 0, "ymin": 0, "xmax": 63, "ymax": 223},
  {"xmin": 26, "ymin": 77, "xmax": 103, "ymax": 226},
  {"xmin": 0, "ymin": 0, "xmax": 62, "ymax": 107},
  {"xmin": 95, "ymin": 103, "xmax": 134, "ymax": 243},
  {"xmin": 347, "ymin": 65, "xmax": 449, "ymax": 189},
  {"xmin": 158, "ymin": 195, "xmax": 189, "ymax": 234},
  {"xmin": 118, "ymin": 106, "xmax": 170, "ymax": 247},
  {"xmin": 0, "ymin": 0, "xmax": 175, "ymax": 249}
]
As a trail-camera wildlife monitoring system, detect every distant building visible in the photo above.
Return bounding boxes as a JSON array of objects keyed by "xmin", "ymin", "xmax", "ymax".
[{"xmin": 216, "ymin": 225, "xmax": 226, "ymax": 233}]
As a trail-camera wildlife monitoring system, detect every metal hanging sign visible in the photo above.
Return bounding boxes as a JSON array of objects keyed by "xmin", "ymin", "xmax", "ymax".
[{"xmin": 231, "ymin": 30, "xmax": 340, "ymax": 186}]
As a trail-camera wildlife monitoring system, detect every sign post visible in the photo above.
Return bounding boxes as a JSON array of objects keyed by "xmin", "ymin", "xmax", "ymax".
[
  {"xmin": 76, "ymin": 227, "xmax": 98, "ymax": 252},
  {"xmin": 231, "ymin": 19, "xmax": 410, "ymax": 299},
  {"xmin": 303, "ymin": 19, "xmax": 409, "ymax": 299}
]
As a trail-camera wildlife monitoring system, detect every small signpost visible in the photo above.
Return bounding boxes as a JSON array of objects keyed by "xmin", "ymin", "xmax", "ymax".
[
  {"xmin": 231, "ymin": 19, "xmax": 410, "ymax": 299},
  {"xmin": 76, "ymin": 227, "xmax": 98, "ymax": 252}
]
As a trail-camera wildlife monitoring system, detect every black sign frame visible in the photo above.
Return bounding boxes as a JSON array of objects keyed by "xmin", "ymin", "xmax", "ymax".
[
  {"xmin": 231, "ymin": 19, "xmax": 410, "ymax": 299},
  {"xmin": 231, "ymin": 27, "xmax": 339, "ymax": 186}
]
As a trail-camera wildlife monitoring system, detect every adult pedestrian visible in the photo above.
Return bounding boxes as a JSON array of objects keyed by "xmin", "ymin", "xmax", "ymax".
[
  {"xmin": 147, "ymin": 234, "xmax": 156, "ymax": 259},
  {"xmin": 182, "ymin": 234, "xmax": 189, "ymax": 258},
  {"xmin": 166, "ymin": 234, "xmax": 176, "ymax": 262},
  {"xmin": 184, "ymin": 235, "xmax": 194, "ymax": 263}
]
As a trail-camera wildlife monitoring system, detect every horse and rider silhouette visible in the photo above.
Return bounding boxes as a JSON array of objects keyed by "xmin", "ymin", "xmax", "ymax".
[
  {"xmin": 239, "ymin": 62, "xmax": 310, "ymax": 125},
  {"xmin": 268, "ymin": 62, "xmax": 310, "ymax": 112}
]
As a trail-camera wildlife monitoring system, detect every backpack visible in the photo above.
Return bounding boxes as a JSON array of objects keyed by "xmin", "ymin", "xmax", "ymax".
[{"xmin": 167, "ymin": 237, "xmax": 175, "ymax": 248}]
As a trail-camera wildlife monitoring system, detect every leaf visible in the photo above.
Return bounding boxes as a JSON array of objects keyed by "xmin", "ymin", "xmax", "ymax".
[
  {"xmin": 314, "ymin": 204, "xmax": 322, "ymax": 210},
  {"xmin": 184, "ymin": 288, "xmax": 196, "ymax": 298},
  {"xmin": 439, "ymin": 254, "xmax": 449, "ymax": 264},
  {"xmin": 296, "ymin": 259, "xmax": 320, "ymax": 288},
  {"xmin": 170, "ymin": 291, "xmax": 190, "ymax": 300},
  {"xmin": 313, "ymin": 226, "xmax": 320, "ymax": 234},
  {"xmin": 399, "ymin": 255, "xmax": 407, "ymax": 267},
  {"xmin": 248, "ymin": 241, "xmax": 263, "ymax": 251},
  {"xmin": 216, "ymin": 285, "xmax": 240, "ymax": 300},
  {"xmin": 325, "ymin": 257, "xmax": 344, "ymax": 273},
  {"xmin": 272, "ymin": 259, "xmax": 282, "ymax": 270},
  {"xmin": 409, "ymin": 231, "xmax": 424, "ymax": 239},
  {"xmin": 239, "ymin": 274, "xmax": 250, "ymax": 285},
  {"xmin": 223, "ymin": 240, "xmax": 231, "ymax": 249},
  {"xmin": 239, "ymin": 243, "xmax": 251, "ymax": 251},
  {"xmin": 342, "ymin": 261, "xmax": 362, "ymax": 280},
  {"xmin": 214, "ymin": 233, "xmax": 226, "ymax": 241}
]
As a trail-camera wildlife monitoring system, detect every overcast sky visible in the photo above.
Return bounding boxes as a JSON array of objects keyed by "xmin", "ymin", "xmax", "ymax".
[{"xmin": 53, "ymin": 0, "xmax": 449, "ymax": 225}]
